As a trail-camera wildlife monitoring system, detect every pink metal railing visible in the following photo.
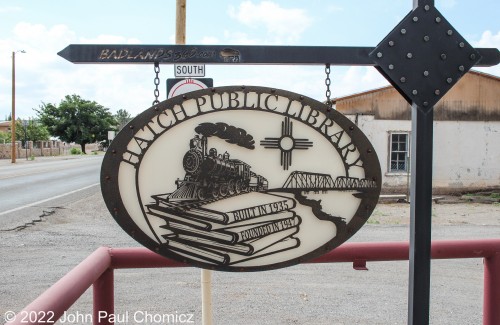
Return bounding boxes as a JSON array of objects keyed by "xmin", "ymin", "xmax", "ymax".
[{"xmin": 9, "ymin": 239, "xmax": 500, "ymax": 325}]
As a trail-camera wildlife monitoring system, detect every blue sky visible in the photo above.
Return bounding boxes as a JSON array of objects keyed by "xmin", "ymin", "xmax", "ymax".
[{"xmin": 1, "ymin": 0, "xmax": 498, "ymax": 119}]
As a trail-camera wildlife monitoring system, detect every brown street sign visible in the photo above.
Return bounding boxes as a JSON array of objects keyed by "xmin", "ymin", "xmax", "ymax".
[
  {"xmin": 58, "ymin": 44, "xmax": 499, "ymax": 66},
  {"xmin": 101, "ymin": 86, "xmax": 382, "ymax": 271},
  {"xmin": 58, "ymin": 44, "xmax": 375, "ymax": 65}
]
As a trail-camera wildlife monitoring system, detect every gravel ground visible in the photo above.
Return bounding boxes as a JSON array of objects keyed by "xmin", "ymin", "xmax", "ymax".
[{"xmin": 1, "ymin": 188, "xmax": 499, "ymax": 325}]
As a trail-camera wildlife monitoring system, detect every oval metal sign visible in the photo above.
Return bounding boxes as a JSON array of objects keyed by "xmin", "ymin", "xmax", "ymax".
[{"xmin": 101, "ymin": 86, "xmax": 381, "ymax": 271}]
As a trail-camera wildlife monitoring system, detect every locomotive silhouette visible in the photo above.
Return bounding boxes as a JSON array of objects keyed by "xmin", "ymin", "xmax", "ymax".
[{"xmin": 167, "ymin": 134, "xmax": 268, "ymax": 202}]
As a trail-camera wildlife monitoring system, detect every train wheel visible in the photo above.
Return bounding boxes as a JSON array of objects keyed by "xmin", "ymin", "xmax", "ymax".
[
  {"xmin": 212, "ymin": 187, "xmax": 219, "ymax": 199},
  {"xmin": 219, "ymin": 184, "xmax": 229, "ymax": 197},
  {"xmin": 235, "ymin": 180, "xmax": 243, "ymax": 194},
  {"xmin": 196, "ymin": 188, "xmax": 207, "ymax": 200},
  {"xmin": 228, "ymin": 180, "xmax": 236, "ymax": 195}
]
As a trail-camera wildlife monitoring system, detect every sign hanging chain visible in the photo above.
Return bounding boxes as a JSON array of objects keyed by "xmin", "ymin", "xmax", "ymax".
[
  {"xmin": 325, "ymin": 63, "xmax": 333, "ymax": 110},
  {"xmin": 152, "ymin": 62, "xmax": 160, "ymax": 106}
]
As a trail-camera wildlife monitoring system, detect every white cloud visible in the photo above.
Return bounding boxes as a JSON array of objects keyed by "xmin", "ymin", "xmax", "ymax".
[
  {"xmin": 199, "ymin": 2, "xmax": 317, "ymax": 48},
  {"xmin": 0, "ymin": 22, "xmax": 157, "ymax": 119},
  {"xmin": 37, "ymin": 65, "xmax": 151, "ymax": 109},
  {"xmin": 472, "ymin": 30, "xmax": 500, "ymax": 77},
  {"xmin": 333, "ymin": 66, "xmax": 389, "ymax": 98},
  {"xmin": 7, "ymin": 22, "xmax": 77, "ymax": 70},
  {"xmin": 473, "ymin": 30, "xmax": 500, "ymax": 48},
  {"xmin": 14, "ymin": 22, "xmax": 76, "ymax": 49},
  {"xmin": 0, "ymin": 22, "xmax": 78, "ymax": 118},
  {"xmin": 227, "ymin": 1, "xmax": 312, "ymax": 44}
]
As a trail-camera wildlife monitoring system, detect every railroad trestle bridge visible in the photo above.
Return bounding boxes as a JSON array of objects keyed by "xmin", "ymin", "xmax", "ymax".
[{"xmin": 281, "ymin": 171, "xmax": 377, "ymax": 192}]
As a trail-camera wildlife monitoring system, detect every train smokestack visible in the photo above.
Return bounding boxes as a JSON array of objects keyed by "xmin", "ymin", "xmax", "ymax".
[{"xmin": 195, "ymin": 122, "xmax": 255, "ymax": 149}]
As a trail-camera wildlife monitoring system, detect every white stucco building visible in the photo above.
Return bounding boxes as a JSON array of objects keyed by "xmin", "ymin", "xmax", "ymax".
[{"xmin": 335, "ymin": 70, "xmax": 500, "ymax": 194}]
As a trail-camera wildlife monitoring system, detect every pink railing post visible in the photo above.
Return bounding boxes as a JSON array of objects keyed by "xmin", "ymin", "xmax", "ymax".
[
  {"xmin": 93, "ymin": 268, "xmax": 114, "ymax": 325},
  {"xmin": 484, "ymin": 252, "xmax": 500, "ymax": 325},
  {"xmin": 9, "ymin": 247, "xmax": 111, "ymax": 325}
]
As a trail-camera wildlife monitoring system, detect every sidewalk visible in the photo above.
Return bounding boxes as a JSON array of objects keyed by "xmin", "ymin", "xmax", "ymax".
[{"xmin": 0, "ymin": 154, "xmax": 103, "ymax": 167}]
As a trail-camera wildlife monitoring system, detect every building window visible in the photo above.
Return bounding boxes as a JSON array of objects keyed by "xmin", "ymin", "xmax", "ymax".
[{"xmin": 389, "ymin": 133, "xmax": 410, "ymax": 172}]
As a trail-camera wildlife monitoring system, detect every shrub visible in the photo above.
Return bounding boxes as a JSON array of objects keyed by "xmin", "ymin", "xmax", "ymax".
[{"xmin": 70, "ymin": 147, "xmax": 82, "ymax": 155}]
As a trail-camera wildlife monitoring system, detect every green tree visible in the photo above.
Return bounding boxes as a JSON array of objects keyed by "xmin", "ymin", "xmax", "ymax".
[
  {"xmin": 0, "ymin": 131, "xmax": 10, "ymax": 143},
  {"xmin": 36, "ymin": 94, "xmax": 117, "ymax": 154},
  {"xmin": 115, "ymin": 109, "xmax": 132, "ymax": 131},
  {"xmin": 15, "ymin": 118, "xmax": 50, "ymax": 145}
]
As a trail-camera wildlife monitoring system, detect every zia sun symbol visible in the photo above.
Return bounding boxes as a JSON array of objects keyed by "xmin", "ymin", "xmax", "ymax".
[{"xmin": 260, "ymin": 117, "xmax": 313, "ymax": 170}]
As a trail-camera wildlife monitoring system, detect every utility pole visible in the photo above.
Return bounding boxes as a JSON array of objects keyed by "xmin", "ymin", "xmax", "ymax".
[
  {"xmin": 175, "ymin": 1, "xmax": 212, "ymax": 324},
  {"xmin": 11, "ymin": 50, "xmax": 25, "ymax": 163},
  {"xmin": 176, "ymin": 0, "xmax": 186, "ymax": 45},
  {"xmin": 11, "ymin": 51, "xmax": 17, "ymax": 163}
]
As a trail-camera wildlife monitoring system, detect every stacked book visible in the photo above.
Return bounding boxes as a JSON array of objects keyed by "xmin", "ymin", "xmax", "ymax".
[{"xmin": 147, "ymin": 192, "xmax": 301, "ymax": 266}]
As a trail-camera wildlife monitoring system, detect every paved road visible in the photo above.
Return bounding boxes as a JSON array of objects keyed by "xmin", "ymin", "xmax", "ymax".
[{"xmin": 0, "ymin": 156, "xmax": 103, "ymax": 230}]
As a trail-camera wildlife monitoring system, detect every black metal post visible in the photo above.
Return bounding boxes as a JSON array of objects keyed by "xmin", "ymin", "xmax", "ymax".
[
  {"xmin": 407, "ymin": 0, "xmax": 434, "ymax": 323},
  {"xmin": 408, "ymin": 103, "xmax": 434, "ymax": 325}
]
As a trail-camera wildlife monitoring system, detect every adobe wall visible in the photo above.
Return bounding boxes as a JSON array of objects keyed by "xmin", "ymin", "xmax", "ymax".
[{"xmin": 0, "ymin": 141, "xmax": 99, "ymax": 160}]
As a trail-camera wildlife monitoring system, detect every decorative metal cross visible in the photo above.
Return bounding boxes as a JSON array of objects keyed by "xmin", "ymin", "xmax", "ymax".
[
  {"xmin": 260, "ymin": 117, "xmax": 313, "ymax": 170},
  {"xmin": 58, "ymin": 1, "xmax": 499, "ymax": 324}
]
